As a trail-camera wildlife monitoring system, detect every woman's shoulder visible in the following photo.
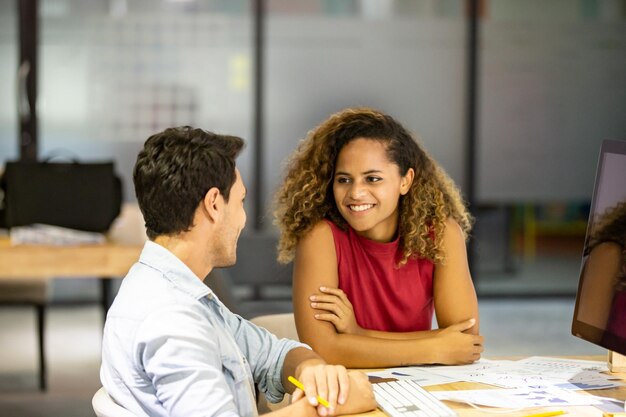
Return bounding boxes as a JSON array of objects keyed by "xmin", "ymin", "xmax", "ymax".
[
  {"xmin": 299, "ymin": 219, "xmax": 335, "ymax": 247},
  {"xmin": 440, "ymin": 217, "xmax": 466, "ymax": 242},
  {"xmin": 295, "ymin": 220, "xmax": 339, "ymax": 264}
]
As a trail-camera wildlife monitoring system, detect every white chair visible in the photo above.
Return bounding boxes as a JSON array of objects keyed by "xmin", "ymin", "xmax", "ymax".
[
  {"xmin": 92, "ymin": 387, "xmax": 138, "ymax": 417},
  {"xmin": 250, "ymin": 313, "xmax": 298, "ymax": 412},
  {"xmin": 250, "ymin": 313, "xmax": 299, "ymax": 341}
]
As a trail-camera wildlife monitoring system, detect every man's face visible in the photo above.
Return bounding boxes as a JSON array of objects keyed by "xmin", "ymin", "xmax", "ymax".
[{"xmin": 213, "ymin": 168, "xmax": 247, "ymax": 267}]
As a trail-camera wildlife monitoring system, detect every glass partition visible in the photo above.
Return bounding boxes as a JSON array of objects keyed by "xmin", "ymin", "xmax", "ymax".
[
  {"xmin": 39, "ymin": 0, "xmax": 253, "ymax": 202},
  {"xmin": 477, "ymin": 0, "xmax": 626, "ymax": 202},
  {"xmin": 0, "ymin": 1, "xmax": 18, "ymax": 162},
  {"xmin": 263, "ymin": 0, "xmax": 467, "ymax": 227},
  {"xmin": 474, "ymin": 0, "xmax": 626, "ymax": 295}
]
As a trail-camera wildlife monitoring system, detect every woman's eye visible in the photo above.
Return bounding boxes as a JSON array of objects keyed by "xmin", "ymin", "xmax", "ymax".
[
  {"xmin": 367, "ymin": 176, "xmax": 382, "ymax": 183},
  {"xmin": 336, "ymin": 177, "xmax": 351, "ymax": 184}
]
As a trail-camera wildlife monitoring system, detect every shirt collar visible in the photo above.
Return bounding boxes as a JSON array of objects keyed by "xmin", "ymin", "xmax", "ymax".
[{"xmin": 138, "ymin": 240, "xmax": 212, "ymax": 300}]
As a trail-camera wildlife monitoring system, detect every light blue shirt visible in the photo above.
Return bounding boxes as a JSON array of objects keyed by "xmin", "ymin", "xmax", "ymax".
[{"xmin": 100, "ymin": 241, "xmax": 306, "ymax": 417}]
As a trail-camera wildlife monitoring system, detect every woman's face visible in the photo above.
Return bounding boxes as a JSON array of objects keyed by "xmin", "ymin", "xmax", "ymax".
[{"xmin": 332, "ymin": 138, "xmax": 414, "ymax": 242}]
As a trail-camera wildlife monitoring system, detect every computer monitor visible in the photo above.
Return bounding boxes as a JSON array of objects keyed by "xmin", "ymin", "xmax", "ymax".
[{"xmin": 572, "ymin": 139, "xmax": 626, "ymax": 357}]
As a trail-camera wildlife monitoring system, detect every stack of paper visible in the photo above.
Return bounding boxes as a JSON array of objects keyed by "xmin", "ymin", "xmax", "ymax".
[
  {"xmin": 368, "ymin": 356, "xmax": 624, "ymax": 409},
  {"xmin": 10, "ymin": 224, "xmax": 106, "ymax": 246}
]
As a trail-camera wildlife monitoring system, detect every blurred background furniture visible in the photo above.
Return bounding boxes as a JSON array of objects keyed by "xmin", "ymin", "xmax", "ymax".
[
  {"xmin": 0, "ymin": 280, "xmax": 48, "ymax": 390},
  {"xmin": 0, "ymin": 204, "xmax": 145, "ymax": 390},
  {"xmin": 227, "ymin": 232, "xmax": 292, "ymax": 298},
  {"xmin": 250, "ymin": 313, "xmax": 298, "ymax": 341},
  {"xmin": 0, "ymin": 239, "xmax": 143, "ymax": 312},
  {"xmin": 219, "ymin": 232, "xmax": 294, "ymax": 319},
  {"xmin": 0, "ymin": 239, "xmax": 141, "ymax": 390}
]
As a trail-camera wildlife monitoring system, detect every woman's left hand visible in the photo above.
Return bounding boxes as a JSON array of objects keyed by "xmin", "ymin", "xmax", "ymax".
[{"xmin": 310, "ymin": 287, "xmax": 363, "ymax": 335}]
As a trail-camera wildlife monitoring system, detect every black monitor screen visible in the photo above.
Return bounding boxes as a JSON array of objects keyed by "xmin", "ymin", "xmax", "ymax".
[{"xmin": 572, "ymin": 140, "xmax": 626, "ymax": 355}]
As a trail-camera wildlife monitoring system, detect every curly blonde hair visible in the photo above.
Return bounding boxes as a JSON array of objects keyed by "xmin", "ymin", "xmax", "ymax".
[{"xmin": 274, "ymin": 107, "xmax": 473, "ymax": 265}]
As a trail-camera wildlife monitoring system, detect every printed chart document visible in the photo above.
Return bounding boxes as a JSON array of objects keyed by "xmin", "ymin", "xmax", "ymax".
[
  {"xmin": 368, "ymin": 367, "xmax": 459, "ymax": 386},
  {"xmin": 432, "ymin": 386, "xmax": 602, "ymax": 408}
]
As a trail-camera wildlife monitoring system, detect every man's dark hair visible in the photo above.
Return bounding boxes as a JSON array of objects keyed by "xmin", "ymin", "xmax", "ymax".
[{"xmin": 133, "ymin": 126, "xmax": 244, "ymax": 240}]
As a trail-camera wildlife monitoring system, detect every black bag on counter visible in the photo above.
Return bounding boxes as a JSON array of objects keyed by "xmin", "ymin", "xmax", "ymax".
[{"xmin": 0, "ymin": 160, "xmax": 122, "ymax": 233}]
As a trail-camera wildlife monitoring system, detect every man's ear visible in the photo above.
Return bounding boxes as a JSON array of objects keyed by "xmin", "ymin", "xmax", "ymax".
[
  {"xmin": 400, "ymin": 168, "xmax": 415, "ymax": 195},
  {"xmin": 202, "ymin": 187, "xmax": 222, "ymax": 223}
]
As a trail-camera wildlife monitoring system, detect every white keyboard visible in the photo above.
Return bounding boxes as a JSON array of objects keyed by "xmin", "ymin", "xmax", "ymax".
[{"xmin": 373, "ymin": 379, "xmax": 457, "ymax": 417}]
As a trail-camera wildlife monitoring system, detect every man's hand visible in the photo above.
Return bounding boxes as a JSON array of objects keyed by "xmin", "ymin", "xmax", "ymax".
[
  {"xmin": 292, "ymin": 359, "xmax": 375, "ymax": 416},
  {"xmin": 292, "ymin": 359, "xmax": 348, "ymax": 415}
]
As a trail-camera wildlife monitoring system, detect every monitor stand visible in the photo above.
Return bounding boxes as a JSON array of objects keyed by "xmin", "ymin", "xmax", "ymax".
[{"xmin": 608, "ymin": 351, "xmax": 626, "ymax": 373}]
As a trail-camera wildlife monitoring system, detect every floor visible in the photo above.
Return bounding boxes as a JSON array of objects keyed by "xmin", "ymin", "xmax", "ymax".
[
  {"xmin": 0, "ymin": 306, "xmax": 102, "ymax": 417},
  {"xmin": 0, "ymin": 296, "xmax": 606, "ymax": 417},
  {"xmin": 476, "ymin": 254, "xmax": 582, "ymax": 296}
]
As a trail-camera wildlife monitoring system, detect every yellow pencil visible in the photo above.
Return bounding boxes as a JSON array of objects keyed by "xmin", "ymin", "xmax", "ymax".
[
  {"xmin": 522, "ymin": 411, "xmax": 566, "ymax": 417},
  {"xmin": 287, "ymin": 375, "xmax": 331, "ymax": 408}
]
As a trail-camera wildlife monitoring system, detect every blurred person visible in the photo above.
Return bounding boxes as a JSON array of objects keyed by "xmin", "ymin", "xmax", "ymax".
[
  {"xmin": 100, "ymin": 126, "xmax": 375, "ymax": 417},
  {"xmin": 579, "ymin": 201, "xmax": 626, "ymax": 343},
  {"xmin": 274, "ymin": 108, "xmax": 483, "ymax": 368}
]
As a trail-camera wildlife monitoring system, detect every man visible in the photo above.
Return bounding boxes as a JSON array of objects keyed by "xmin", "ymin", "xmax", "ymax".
[{"xmin": 100, "ymin": 126, "xmax": 375, "ymax": 417}]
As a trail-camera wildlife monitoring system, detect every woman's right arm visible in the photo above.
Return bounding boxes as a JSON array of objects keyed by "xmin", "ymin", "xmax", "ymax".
[{"xmin": 293, "ymin": 221, "xmax": 481, "ymax": 368}]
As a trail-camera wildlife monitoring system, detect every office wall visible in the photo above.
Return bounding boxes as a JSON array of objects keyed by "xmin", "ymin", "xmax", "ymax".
[
  {"xmin": 1, "ymin": 0, "xmax": 468, "ymax": 231},
  {"xmin": 477, "ymin": 0, "xmax": 626, "ymax": 203},
  {"xmin": 3, "ymin": 0, "xmax": 254, "ymax": 204},
  {"xmin": 263, "ymin": 0, "xmax": 466, "ymax": 227},
  {"xmin": 3, "ymin": 0, "xmax": 625, "ymax": 206}
]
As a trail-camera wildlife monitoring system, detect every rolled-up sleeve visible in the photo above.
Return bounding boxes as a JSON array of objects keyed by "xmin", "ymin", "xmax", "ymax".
[
  {"xmin": 221, "ymin": 309, "xmax": 309, "ymax": 403},
  {"xmin": 136, "ymin": 306, "xmax": 239, "ymax": 417}
]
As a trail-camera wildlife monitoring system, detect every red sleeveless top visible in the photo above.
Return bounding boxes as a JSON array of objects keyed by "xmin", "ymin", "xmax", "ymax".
[{"xmin": 326, "ymin": 220, "xmax": 435, "ymax": 332}]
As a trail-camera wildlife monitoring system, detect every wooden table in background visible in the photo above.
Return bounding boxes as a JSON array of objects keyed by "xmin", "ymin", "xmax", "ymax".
[
  {"xmin": 0, "ymin": 236, "xmax": 143, "ymax": 389},
  {"xmin": 0, "ymin": 237, "xmax": 142, "ymax": 313}
]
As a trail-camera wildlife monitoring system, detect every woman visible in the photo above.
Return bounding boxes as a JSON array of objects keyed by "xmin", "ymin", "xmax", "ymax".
[{"xmin": 274, "ymin": 108, "xmax": 483, "ymax": 368}]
